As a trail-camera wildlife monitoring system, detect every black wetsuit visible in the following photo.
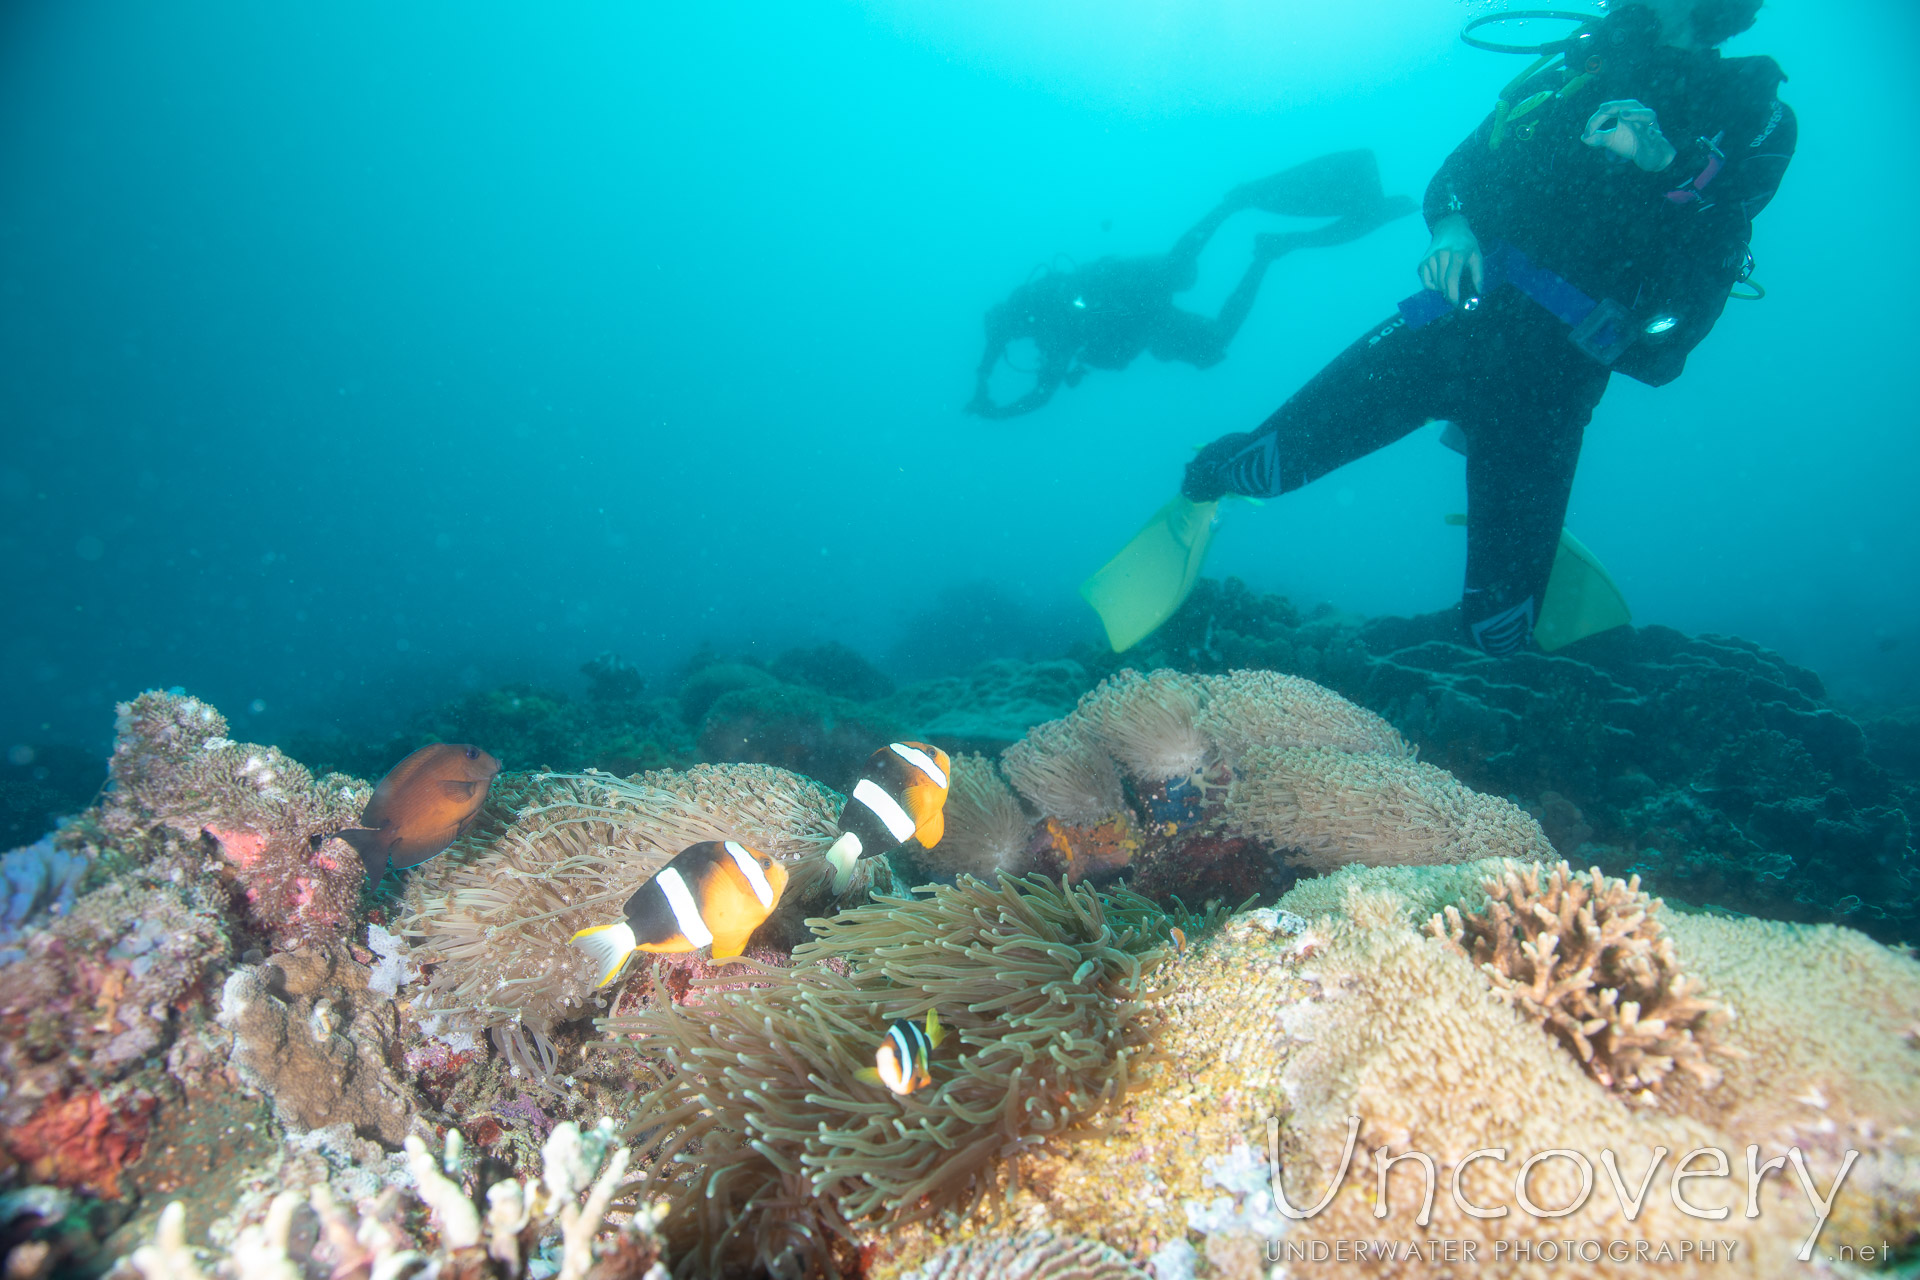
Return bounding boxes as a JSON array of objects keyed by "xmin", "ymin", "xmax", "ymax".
[{"xmin": 1182, "ymin": 11, "xmax": 1796, "ymax": 654}]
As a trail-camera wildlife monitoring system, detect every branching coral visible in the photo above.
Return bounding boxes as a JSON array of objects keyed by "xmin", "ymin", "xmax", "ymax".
[
  {"xmin": 1428, "ymin": 861, "xmax": 1729, "ymax": 1097},
  {"xmin": 123, "ymin": 1123, "xmax": 667, "ymax": 1280},
  {"xmin": 1077, "ymin": 669, "xmax": 1210, "ymax": 784},
  {"xmin": 398, "ymin": 764, "xmax": 841, "ymax": 1071},
  {"xmin": 1225, "ymin": 746, "xmax": 1554, "ymax": 871},
  {"xmin": 901, "ymin": 1231, "xmax": 1151, "ymax": 1280},
  {"xmin": 604, "ymin": 874, "xmax": 1173, "ymax": 1278},
  {"xmin": 911, "ymin": 754, "xmax": 1033, "ymax": 880},
  {"xmin": 102, "ymin": 691, "xmax": 369, "ymax": 949},
  {"xmin": 1001, "ymin": 721, "xmax": 1125, "ymax": 827},
  {"xmin": 1195, "ymin": 669, "xmax": 1409, "ymax": 764}
]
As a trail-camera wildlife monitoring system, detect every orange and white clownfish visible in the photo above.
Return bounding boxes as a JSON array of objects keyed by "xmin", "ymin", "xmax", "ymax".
[
  {"xmin": 856, "ymin": 1009, "xmax": 945, "ymax": 1096},
  {"xmin": 568, "ymin": 839, "xmax": 789, "ymax": 987},
  {"xmin": 826, "ymin": 741, "xmax": 952, "ymax": 893}
]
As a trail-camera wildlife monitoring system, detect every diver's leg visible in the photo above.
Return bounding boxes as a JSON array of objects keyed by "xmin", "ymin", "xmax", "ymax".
[
  {"xmin": 1458, "ymin": 369, "xmax": 1611, "ymax": 654},
  {"xmin": 1149, "ymin": 242, "xmax": 1286, "ymax": 368},
  {"xmin": 1183, "ymin": 312, "xmax": 1455, "ymax": 500}
]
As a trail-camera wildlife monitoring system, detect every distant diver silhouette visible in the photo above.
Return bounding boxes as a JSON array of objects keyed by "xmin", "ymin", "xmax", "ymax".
[{"xmin": 966, "ymin": 150, "xmax": 1415, "ymax": 420}]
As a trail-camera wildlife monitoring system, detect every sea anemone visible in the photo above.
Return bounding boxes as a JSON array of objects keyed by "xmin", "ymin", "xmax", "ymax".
[
  {"xmin": 911, "ymin": 753, "xmax": 1034, "ymax": 880},
  {"xmin": 1001, "ymin": 720, "xmax": 1125, "ymax": 827},
  {"xmin": 1195, "ymin": 669, "xmax": 1409, "ymax": 764},
  {"xmin": 602, "ymin": 873, "xmax": 1173, "ymax": 1278},
  {"xmin": 398, "ymin": 764, "xmax": 841, "ymax": 1074},
  {"xmin": 1077, "ymin": 669, "xmax": 1210, "ymax": 784},
  {"xmin": 1224, "ymin": 745, "xmax": 1553, "ymax": 871}
]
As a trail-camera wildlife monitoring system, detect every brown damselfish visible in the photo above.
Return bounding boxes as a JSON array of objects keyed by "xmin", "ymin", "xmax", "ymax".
[{"xmin": 336, "ymin": 743, "xmax": 501, "ymax": 881}]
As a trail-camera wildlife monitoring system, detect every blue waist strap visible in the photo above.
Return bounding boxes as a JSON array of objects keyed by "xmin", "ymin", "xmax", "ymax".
[{"xmin": 1396, "ymin": 243, "xmax": 1636, "ymax": 364}]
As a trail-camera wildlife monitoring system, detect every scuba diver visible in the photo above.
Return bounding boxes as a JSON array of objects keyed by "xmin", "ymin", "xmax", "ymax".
[
  {"xmin": 1083, "ymin": 0, "xmax": 1795, "ymax": 656},
  {"xmin": 966, "ymin": 150, "xmax": 1415, "ymax": 419}
]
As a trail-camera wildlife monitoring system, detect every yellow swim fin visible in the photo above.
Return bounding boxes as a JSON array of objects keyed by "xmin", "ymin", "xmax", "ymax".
[
  {"xmin": 1535, "ymin": 529, "xmax": 1631, "ymax": 652},
  {"xmin": 1080, "ymin": 496, "xmax": 1219, "ymax": 653}
]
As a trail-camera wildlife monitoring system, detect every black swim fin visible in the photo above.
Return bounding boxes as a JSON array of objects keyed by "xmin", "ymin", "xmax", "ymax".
[{"xmin": 1234, "ymin": 149, "xmax": 1393, "ymax": 218}]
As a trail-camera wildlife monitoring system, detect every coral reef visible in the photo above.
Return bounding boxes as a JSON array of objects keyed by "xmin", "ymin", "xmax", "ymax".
[
  {"xmin": 880, "ymin": 659, "xmax": 1095, "ymax": 753},
  {"xmin": 1429, "ymin": 861, "xmax": 1727, "ymax": 1095},
  {"xmin": 863, "ymin": 867, "xmax": 1920, "ymax": 1278},
  {"xmin": 100, "ymin": 691, "xmax": 368, "ymax": 951},
  {"xmin": 900, "ymin": 1231, "xmax": 1150, "ymax": 1280},
  {"xmin": 1113, "ymin": 577, "xmax": 1920, "ymax": 943},
  {"xmin": 1, "ymin": 835, "xmax": 87, "ymax": 962},
  {"xmin": 696, "ymin": 682, "xmax": 907, "ymax": 788},
  {"xmin": 769, "ymin": 641, "xmax": 897, "ymax": 703},
  {"xmin": 603, "ymin": 874, "xmax": 1173, "ymax": 1278},
  {"xmin": 217, "ymin": 944, "xmax": 422, "ymax": 1147},
  {"xmin": 398, "ymin": 764, "xmax": 843, "ymax": 1071},
  {"xmin": 119, "ymin": 1121, "xmax": 667, "ymax": 1280}
]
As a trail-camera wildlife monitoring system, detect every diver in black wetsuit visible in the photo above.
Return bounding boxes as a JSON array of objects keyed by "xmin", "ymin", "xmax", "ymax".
[
  {"xmin": 1181, "ymin": 0, "xmax": 1795, "ymax": 655},
  {"xmin": 967, "ymin": 151, "xmax": 1415, "ymax": 419}
]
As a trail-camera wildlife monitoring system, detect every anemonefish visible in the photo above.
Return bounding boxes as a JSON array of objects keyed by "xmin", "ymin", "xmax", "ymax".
[
  {"xmin": 856, "ymin": 1010, "xmax": 945, "ymax": 1096},
  {"xmin": 569, "ymin": 840, "xmax": 790, "ymax": 987},
  {"xmin": 336, "ymin": 743, "xmax": 501, "ymax": 881},
  {"xmin": 826, "ymin": 742, "xmax": 952, "ymax": 893}
]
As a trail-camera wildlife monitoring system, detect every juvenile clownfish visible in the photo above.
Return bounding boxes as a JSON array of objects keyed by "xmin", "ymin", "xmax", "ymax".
[
  {"xmin": 825, "ymin": 742, "xmax": 952, "ymax": 894},
  {"xmin": 568, "ymin": 840, "xmax": 790, "ymax": 987},
  {"xmin": 336, "ymin": 743, "xmax": 501, "ymax": 881},
  {"xmin": 856, "ymin": 1010, "xmax": 945, "ymax": 1096}
]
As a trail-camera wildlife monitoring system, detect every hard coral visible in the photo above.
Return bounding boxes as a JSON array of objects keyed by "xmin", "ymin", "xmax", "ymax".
[
  {"xmin": 399, "ymin": 764, "xmax": 840, "ymax": 1073},
  {"xmin": 606, "ymin": 874, "xmax": 1172, "ymax": 1279},
  {"xmin": 1225, "ymin": 746, "xmax": 1553, "ymax": 871},
  {"xmin": 103, "ymin": 691, "xmax": 368, "ymax": 950},
  {"xmin": 122, "ymin": 1122, "xmax": 667, "ymax": 1280},
  {"xmin": 1429, "ymin": 861, "xmax": 1727, "ymax": 1096},
  {"xmin": 217, "ymin": 943, "xmax": 422, "ymax": 1147},
  {"xmin": 900, "ymin": 1230, "xmax": 1151, "ymax": 1280}
]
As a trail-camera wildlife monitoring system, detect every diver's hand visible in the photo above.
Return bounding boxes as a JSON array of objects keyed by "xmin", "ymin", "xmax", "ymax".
[
  {"xmin": 1581, "ymin": 100, "xmax": 1678, "ymax": 173},
  {"xmin": 1418, "ymin": 214, "xmax": 1484, "ymax": 306}
]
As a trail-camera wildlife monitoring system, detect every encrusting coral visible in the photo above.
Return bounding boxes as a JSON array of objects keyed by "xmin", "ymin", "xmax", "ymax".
[
  {"xmin": 217, "ymin": 943, "xmax": 422, "ymax": 1147},
  {"xmin": 100, "ymin": 691, "xmax": 370, "ymax": 950},
  {"xmin": 398, "ymin": 763, "xmax": 844, "ymax": 1074},
  {"xmin": 601, "ymin": 874, "xmax": 1174, "ymax": 1279},
  {"xmin": 121, "ymin": 1121, "xmax": 667, "ymax": 1280},
  {"xmin": 1224, "ymin": 745, "xmax": 1555, "ymax": 872},
  {"xmin": 1429, "ymin": 860, "xmax": 1728, "ymax": 1096},
  {"xmin": 899, "ymin": 1230, "xmax": 1150, "ymax": 1279}
]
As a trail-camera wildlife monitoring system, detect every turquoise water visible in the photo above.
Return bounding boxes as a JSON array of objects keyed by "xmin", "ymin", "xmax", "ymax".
[{"xmin": 2, "ymin": 0, "xmax": 1917, "ymax": 750}]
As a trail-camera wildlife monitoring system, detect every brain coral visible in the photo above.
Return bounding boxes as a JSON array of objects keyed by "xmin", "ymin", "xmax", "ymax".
[{"xmin": 397, "ymin": 763, "xmax": 841, "ymax": 1072}]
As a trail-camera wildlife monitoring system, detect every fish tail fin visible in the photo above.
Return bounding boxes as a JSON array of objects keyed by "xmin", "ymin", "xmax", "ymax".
[
  {"xmin": 568, "ymin": 922, "xmax": 638, "ymax": 987},
  {"xmin": 826, "ymin": 832, "xmax": 862, "ymax": 895},
  {"xmin": 335, "ymin": 828, "xmax": 389, "ymax": 882},
  {"xmin": 925, "ymin": 1007, "xmax": 944, "ymax": 1048}
]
